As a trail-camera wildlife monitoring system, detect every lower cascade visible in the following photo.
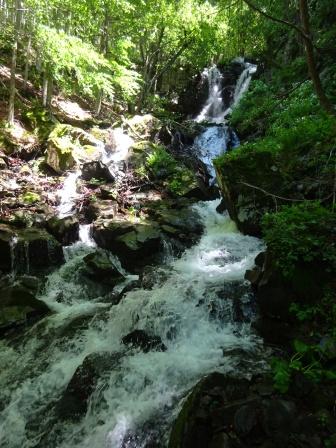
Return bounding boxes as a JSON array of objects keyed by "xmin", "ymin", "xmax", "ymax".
[{"xmin": 0, "ymin": 200, "xmax": 264, "ymax": 447}]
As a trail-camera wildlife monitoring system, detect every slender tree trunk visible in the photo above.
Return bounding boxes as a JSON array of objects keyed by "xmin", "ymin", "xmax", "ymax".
[
  {"xmin": 95, "ymin": 90, "xmax": 103, "ymax": 115},
  {"xmin": 24, "ymin": 29, "xmax": 32, "ymax": 89},
  {"xmin": 42, "ymin": 72, "xmax": 48, "ymax": 107},
  {"xmin": 298, "ymin": 0, "xmax": 334, "ymax": 115},
  {"xmin": 8, "ymin": 0, "xmax": 21, "ymax": 125},
  {"xmin": 46, "ymin": 75, "xmax": 53, "ymax": 108}
]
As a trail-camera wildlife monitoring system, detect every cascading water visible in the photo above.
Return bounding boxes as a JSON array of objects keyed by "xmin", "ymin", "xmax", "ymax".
[
  {"xmin": 0, "ymin": 200, "xmax": 265, "ymax": 448},
  {"xmin": 193, "ymin": 59, "xmax": 256, "ymax": 182},
  {"xmin": 196, "ymin": 65, "xmax": 225, "ymax": 124},
  {"xmin": 57, "ymin": 170, "xmax": 81, "ymax": 218},
  {"xmin": 0, "ymin": 60, "xmax": 261, "ymax": 448},
  {"xmin": 56, "ymin": 128, "xmax": 133, "ymax": 219}
]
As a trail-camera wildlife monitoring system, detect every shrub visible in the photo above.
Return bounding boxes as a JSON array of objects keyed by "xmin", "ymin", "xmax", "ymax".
[{"xmin": 262, "ymin": 202, "xmax": 336, "ymax": 278}]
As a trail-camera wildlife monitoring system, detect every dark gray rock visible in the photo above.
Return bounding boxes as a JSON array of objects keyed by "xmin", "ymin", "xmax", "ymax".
[
  {"xmin": 46, "ymin": 216, "xmax": 79, "ymax": 245},
  {"xmin": 81, "ymin": 161, "xmax": 115, "ymax": 182},
  {"xmin": 122, "ymin": 329, "xmax": 166, "ymax": 352},
  {"xmin": 0, "ymin": 281, "xmax": 50, "ymax": 337},
  {"xmin": 82, "ymin": 250, "xmax": 125, "ymax": 285},
  {"xmin": 57, "ymin": 352, "xmax": 119, "ymax": 421}
]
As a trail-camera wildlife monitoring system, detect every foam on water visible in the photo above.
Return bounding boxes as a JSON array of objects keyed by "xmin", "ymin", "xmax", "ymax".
[{"xmin": 0, "ymin": 200, "xmax": 265, "ymax": 448}]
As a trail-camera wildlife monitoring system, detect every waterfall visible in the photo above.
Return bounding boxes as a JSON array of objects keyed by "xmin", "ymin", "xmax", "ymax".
[
  {"xmin": 57, "ymin": 170, "xmax": 81, "ymax": 218},
  {"xmin": 101, "ymin": 128, "xmax": 134, "ymax": 165},
  {"xmin": 0, "ymin": 60, "xmax": 262, "ymax": 448},
  {"xmin": 225, "ymin": 62, "xmax": 257, "ymax": 116},
  {"xmin": 56, "ymin": 128, "xmax": 133, "ymax": 219},
  {"xmin": 193, "ymin": 59, "xmax": 256, "ymax": 182},
  {"xmin": 196, "ymin": 65, "xmax": 225, "ymax": 124}
]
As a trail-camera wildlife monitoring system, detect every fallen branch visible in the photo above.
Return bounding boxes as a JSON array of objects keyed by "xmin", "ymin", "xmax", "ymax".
[{"xmin": 239, "ymin": 181, "xmax": 333, "ymax": 203}]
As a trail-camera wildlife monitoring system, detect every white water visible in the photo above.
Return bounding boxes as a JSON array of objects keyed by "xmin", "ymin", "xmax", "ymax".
[
  {"xmin": 225, "ymin": 62, "xmax": 257, "ymax": 116},
  {"xmin": 79, "ymin": 224, "xmax": 96, "ymax": 247},
  {"xmin": 57, "ymin": 170, "xmax": 81, "ymax": 218},
  {"xmin": 0, "ymin": 200, "xmax": 265, "ymax": 448},
  {"xmin": 56, "ymin": 128, "xmax": 133, "ymax": 218},
  {"xmin": 196, "ymin": 65, "xmax": 225, "ymax": 124},
  {"xmin": 102, "ymin": 128, "xmax": 134, "ymax": 165},
  {"xmin": 193, "ymin": 59, "xmax": 256, "ymax": 182},
  {"xmin": 196, "ymin": 59, "xmax": 257, "ymax": 124}
]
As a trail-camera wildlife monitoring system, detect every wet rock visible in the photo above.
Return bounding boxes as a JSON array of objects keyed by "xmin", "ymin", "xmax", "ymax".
[
  {"xmin": 234, "ymin": 403, "xmax": 258, "ymax": 436},
  {"xmin": 125, "ymin": 114, "xmax": 161, "ymax": 140},
  {"xmin": 93, "ymin": 219, "xmax": 162, "ymax": 271},
  {"xmin": 140, "ymin": 266, "xmax": 170, "ymax": 289},
  {"xmin": 81, "ymin": 161, "xmax": 115, "ymax": 183},
  {"xmin": 85, "ymin": 199, "xmax": 118, "ymax": 222},
  {"xmin": 18, "ymin": 227, "xmax": 64, "ymax": 274},
  {"xmin": 261, "ymin": 399, "xmax": 296, "ymax": 441},
  {"xmin": 0, "ymin": 224, "xmax": 64, "ymax": 275},
  {"xmin": 0, "ymin": 224, "xmax": 13, "ymax": 274},
  {"xmin": 46, "ymin": 124, "xmax": 102, "ymax": 173},
  {"xmin": 57, "ymin": 352, "xmax": 118, "ymax": 421},
  {"xmin": 244, "ymin": 266, "xmax": 262, "ymax": 287},
  {"xmin": 168, "ymin": 373, "xmax": 252, "ymax": 448},
  {"xmin": 83, "ymin": 250, "xmax": 125, "ymax": 285},
  {"xmin": 46, "ymin": 216, "xmax": 79, "ymax": 246},
  {"xmin": 0, "ymin": 281, "xmax": 50, "ymax": 337},
  {"xmin": 216, "ymin": 199, "xmax": 227, "ymax": 214},
  {"xmin": 122, "ymin": 329, "xmax": 166, "ymax": 352}
]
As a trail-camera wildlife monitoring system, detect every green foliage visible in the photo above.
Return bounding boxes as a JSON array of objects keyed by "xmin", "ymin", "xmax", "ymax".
[
  {"xmin": 22, "ymin": 104, "xmax": 55, "ymax": 140},
  {"xmin": 20, "ymin": 191, "xmax": 41, "ymax": 204},
  {"xmin": 167, "ymin": 166, "xmax": 196, "ymax": 196},
  {"xmin": 36, "ymin": 26, "xmax": 116, "ymax": 100},
  {"xmin": 271, "ymin": 339, "xmax": 336, "ymax": 393},
  {"xmin": 146, "ymin": 145, "xmax": 176, "ymax": 177},
  {"xmin": 262, "ymin": 202, "xmax": 336, "ymax": 278},
  {"xmin": 290, "ymin": 288, "xmax": 336, "ymax": 338}
]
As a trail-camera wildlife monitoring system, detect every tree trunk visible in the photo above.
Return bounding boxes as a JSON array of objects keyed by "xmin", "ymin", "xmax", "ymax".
[
  {"xmin": 42, "ymin": 72, "xmax": 48, "ymax": 107},
  {"xmin": 46, "ymin": 76, "xmax": 53, "ymax": 109},
  {"xmin": 298, "ymin": 0, "xmax": 334, "ymax": 115},
  {"xmin": 24, "ymin": 30, "xmax": 32, "ymax": 89},
  {"xmin": 8, "ymin": 0, "xmax": 21, "ymax": 125},
  {"xmin": 95, "ymin": 90, "xmax": 103, "ymax": 116}
]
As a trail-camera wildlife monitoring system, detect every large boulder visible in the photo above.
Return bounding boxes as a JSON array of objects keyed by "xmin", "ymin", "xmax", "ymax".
[
  {"xmin": 0, "ymin": 123, "xmax": 39, "ymax": 157},
  {"xmin": 57, "ymin": 352, "xmax": 119, "ymax": 421},
  {"xmin": 121, "ymin": 329, "xmax": 166, "ymax": 352},
  {"xmin": 168, "ymin": 373, "xmax": 321, "ymax": 448},
  {"xmin": 0, "ymin": 279, "xmax": 50, "ymax": 337},
  {"xmin": 246, "ymin": 250, "xmax": 330, "ymax": 345},
  {"xmin": 46, "ymin": 124, "xmax": 102, "ymax": 174},
  {"xmin": 125, "ymin": 114, "xmax": 161, "ymax": 140},
  {"xmin": 46, "ymin": 216, "xmax": 79, "ymax": 246},
  {"xmin": 0, "ymin": 224, "xmax": 64, "ymax": 276},
  {"xmin": 92, "ymin": 219, "xmax": 162, "ymax": 271},
  {"xmin": 81, "ymin": 161, "xmax": 115, "ymax": 183},
  {"xmin": 82, "ymin": 250, "xmax": 125, "ymax": 285},
  {"xmin": 85, "ymin": 199, "xmax": 118, "ymax": 222}
]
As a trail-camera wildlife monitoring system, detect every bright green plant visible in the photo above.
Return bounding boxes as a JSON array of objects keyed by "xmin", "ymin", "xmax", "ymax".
[
  {"xmin": 262, "ymin": 202, "xmax": 336, "ymax": 278},
  {"xmin": 20, "ymin": 191, "xmax": 41, "ymax": 204},
  {"xmin": 271, "ymin": 339, "xmax": 336, "ymax": 393},
  {"xmin": 146, "ymin": 146, "xmax": 176, "ymax": 177}
]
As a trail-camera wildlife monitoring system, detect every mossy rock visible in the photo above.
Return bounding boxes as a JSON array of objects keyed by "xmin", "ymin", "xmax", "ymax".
[
  {"xmin": 125, "ymin": 114, "xmax": 161, "ymax": 140},
  {"xmin": 46, "ymin": 124, "xmax": 102, "ymax": 173},
  {"xmin": 0, "ymin": 123, "xmax": 39, "ymax": 156}
]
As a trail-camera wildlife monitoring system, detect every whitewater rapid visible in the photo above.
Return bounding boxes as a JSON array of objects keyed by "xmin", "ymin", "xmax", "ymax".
[{"xmin": 0, "ymin": 200, "xmax": 264, "ymax": 448}]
